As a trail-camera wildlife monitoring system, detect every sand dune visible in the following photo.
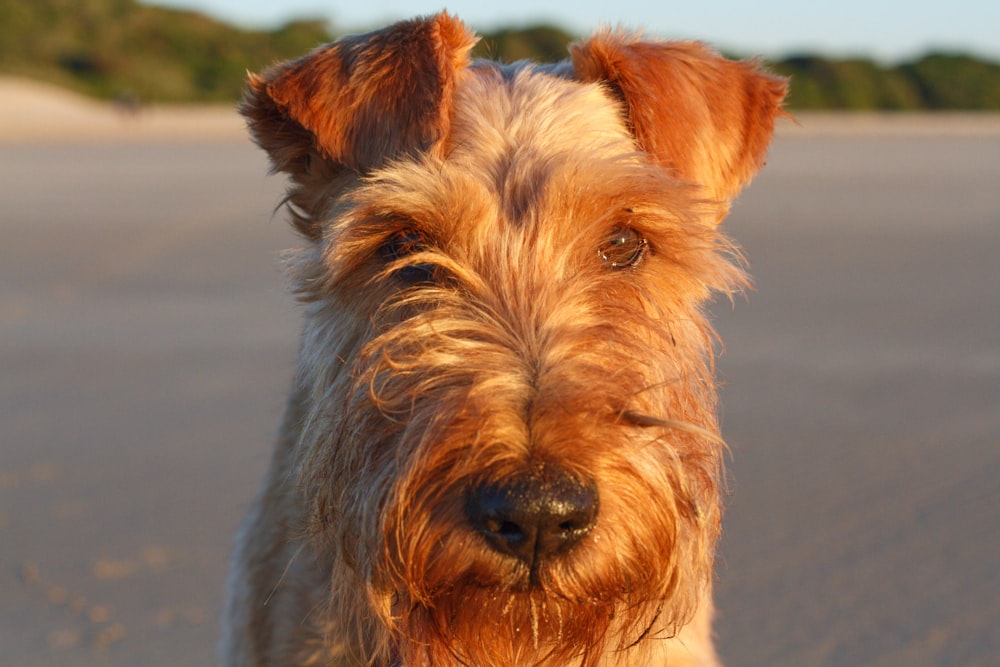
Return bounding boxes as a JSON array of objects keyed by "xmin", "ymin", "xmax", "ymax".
[{"xmin": 0, "ymin": 77, "xmax": 244, "ymax": 142}]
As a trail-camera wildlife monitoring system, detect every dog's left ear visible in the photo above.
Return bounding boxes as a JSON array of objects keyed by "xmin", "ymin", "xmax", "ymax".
[
  {"xmin": 242, "ymin": 12, "xmax": 477, "ymax": 176},
  {"xmin": 571, "ymin": 32, "xmax": 787, "ymax": 219}
]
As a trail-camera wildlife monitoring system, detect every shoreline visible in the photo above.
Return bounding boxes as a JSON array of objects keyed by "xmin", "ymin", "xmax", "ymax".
[{"xmin": 2, "ymin": 77, "xmax": 999, "ymax": 143}]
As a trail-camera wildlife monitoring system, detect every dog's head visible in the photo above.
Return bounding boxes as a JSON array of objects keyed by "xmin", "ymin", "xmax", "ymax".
[
  {"xmin": 244, "ymin": 12, "xmax": 785, "ymax": 231},
  {"xmin": 244, "ymin": 13, "xmax": 784, "ymax": 666}
]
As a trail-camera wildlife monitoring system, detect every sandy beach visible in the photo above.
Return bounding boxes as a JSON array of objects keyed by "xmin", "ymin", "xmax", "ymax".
[{"xmin": 1, "ymin": 77, "xmax": 998, "ymax": 666}]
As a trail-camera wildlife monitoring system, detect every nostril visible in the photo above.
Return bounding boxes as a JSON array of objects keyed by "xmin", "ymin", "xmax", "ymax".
[
  {"xmin": 498, "ymin": 521, "xmax": 523, "ymax": 537},
  {"xmin": 485, "ymin": 518, "xmax": 524, "ymax": 540}
]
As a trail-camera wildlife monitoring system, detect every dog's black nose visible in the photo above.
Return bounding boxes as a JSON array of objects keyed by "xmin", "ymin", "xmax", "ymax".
[{"xmin": 466, "ymin": 470, "xmax": 598, "ymax": 568}]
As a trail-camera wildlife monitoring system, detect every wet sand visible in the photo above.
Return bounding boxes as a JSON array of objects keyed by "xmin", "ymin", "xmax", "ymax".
[{"xmin": 1, "ymin": 82, "xmax": 998, "ymax": 665}]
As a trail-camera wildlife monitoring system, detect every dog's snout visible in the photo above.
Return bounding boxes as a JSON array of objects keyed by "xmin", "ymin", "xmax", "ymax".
[{"xmin": 466, "ymin": 470, "xmax": 598, "ymax": 567}]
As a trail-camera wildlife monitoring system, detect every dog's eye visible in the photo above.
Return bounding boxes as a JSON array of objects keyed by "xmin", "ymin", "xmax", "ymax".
[
  {"xmin": 382, "ymin": 230, "xmax": 425, "ymax": 260},
  {"xmin": 599, "ymin": 227, "xmax": 647, "ymax": 270},
  {"xmin": 380, "ymin": 230, "xmax": 435, "ymax": 283}
]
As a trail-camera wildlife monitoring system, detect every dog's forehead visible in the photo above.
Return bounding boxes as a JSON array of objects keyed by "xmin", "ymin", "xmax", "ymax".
[
  {"xmin": 423, "ymin": 64, "xmax": 643, "ymax": 224},
  {"xmin": 448, "ymin": 64, "xmax": 636, "ymax": 168}
]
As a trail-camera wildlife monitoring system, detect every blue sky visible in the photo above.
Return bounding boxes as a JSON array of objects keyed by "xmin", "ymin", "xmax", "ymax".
[{"xmin": 149, "ymin": 0, "xmax": 1000, "ymax": 62}]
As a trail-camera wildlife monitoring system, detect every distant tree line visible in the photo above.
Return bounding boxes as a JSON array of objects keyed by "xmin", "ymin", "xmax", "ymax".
[
  {"xmin": 773, "ymin": 53, "xmax": 1000, "ymax": 110},
  {"xmin": 1, "ymin": 0, "xmax": 998, "ymax": 109}
]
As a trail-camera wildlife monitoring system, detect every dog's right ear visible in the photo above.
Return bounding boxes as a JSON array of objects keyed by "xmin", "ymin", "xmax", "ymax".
[
  {"xmin": 241, "ymin": 12, "xmax": 477, "ymax": 236},
  {"xmin": 571, "ymin": 32, "xmax": 787, "ymax": 221}
]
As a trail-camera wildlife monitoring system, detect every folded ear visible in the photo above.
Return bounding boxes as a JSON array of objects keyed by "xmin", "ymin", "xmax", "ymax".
[
  {"xmin": 571, "ymin": 32, "xmax": 787, "ymax": 219},
  {"xmin": 242, "ymin": 12, "xmax": 477, "ymax": 177}
]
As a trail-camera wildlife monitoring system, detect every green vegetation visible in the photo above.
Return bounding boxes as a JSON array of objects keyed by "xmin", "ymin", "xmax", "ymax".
[
  {"xmin": 0, "ymin": 0, "xmax": 331, "ymax": 102},
  {"xmin": 473, "ymin": 25, "xmax": 575, "ymax": 63},
  {"xmin": 772, "ymin": 53, "xmax": 1000, "ymax": 110},
  {"xmin": 2, "ymin": 0, "xmax": 999, "ymax": 109}
]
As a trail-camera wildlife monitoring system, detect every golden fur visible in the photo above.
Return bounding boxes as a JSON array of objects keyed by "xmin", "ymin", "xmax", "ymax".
[{"xmin": 223, "ymin": 12, "xmax": 785, "ymax": 667}]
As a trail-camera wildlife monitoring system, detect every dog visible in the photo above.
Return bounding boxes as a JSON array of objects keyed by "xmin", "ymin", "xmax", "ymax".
[{"xmin": 222, "ymin": 12, "xmax": 786, "ymax": 666}]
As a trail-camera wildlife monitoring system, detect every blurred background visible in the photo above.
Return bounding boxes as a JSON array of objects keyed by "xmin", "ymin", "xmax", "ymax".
[
  {"xmin": 1, "ymin": 1, "xmax": 998, "ymax": 666},
  {"xmin": 2, "ymin": 0, "xmax": 1000, "ymax": 108}
]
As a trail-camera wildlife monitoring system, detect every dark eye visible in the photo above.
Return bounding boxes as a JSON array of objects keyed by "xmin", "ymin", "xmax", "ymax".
[
  {"xmin": 380, "ymin": 230, "xmax": 435, "ymax": 283},
  {"xmin": 598, "ymin": 227, "xmax": 647, "ymax": 270},
  {"xmin": 381, "ymin": 230, "xmax": 424, "ymax": 260}
]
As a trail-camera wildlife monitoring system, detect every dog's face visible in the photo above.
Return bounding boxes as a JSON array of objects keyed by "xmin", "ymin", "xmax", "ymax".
[{"xmin": 243, "ymin": 13, "xmax": 784, "ymax": 666}]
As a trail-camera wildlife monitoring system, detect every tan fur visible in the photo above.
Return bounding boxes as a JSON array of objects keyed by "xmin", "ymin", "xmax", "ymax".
[{"xmin": 223, "ymin": 12, "xmax": 785, "ymax": 667}]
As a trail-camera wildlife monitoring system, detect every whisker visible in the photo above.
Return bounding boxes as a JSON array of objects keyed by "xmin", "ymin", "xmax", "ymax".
[{"xmin": 619, "ymin": 410, "xmax": 725, "ymax": 445}]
